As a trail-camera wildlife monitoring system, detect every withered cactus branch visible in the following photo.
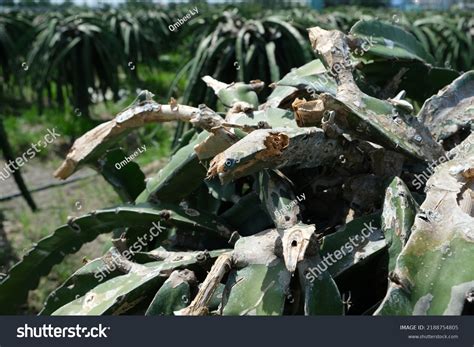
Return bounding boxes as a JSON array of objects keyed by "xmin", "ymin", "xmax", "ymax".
[
  {"xmin": 29, "ymin": 20, "xmax": 473, "ymax": 317},
  {"xmin": 177, "ymin": 253, "xmax": 232, "ymax": 316},
  {"xmin": 54, "ymin": 98, "xmax": 234, "ymax": 180},
  {"xmin": 306, "ymin": 26, "xmax": 444, "ymax": 162}
]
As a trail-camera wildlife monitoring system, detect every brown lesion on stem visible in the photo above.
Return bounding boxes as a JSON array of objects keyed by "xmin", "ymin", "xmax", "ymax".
[
  {"xmin": 206, "ymin": 150, "xmax": 255, "ymax": 181},
  {"xmin": 257, "ymin": 132, "xmax": 289, "ymax": 158},
  {"xmin": 292, "ymin": 97, "xmax": 326, "ymax": 127},
  {"xmin": 206, "ymin": 131, "xmax": 289, "ymax": 181}
]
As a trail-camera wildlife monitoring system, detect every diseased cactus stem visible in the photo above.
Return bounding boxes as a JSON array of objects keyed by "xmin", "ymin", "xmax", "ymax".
[
  {"xmin": 176, "ymin": 253, "xmax": 232, "ymax": 316},
  {"xmin": 54, "ymin": 99, "xmax": 234, "ymax": 180}
]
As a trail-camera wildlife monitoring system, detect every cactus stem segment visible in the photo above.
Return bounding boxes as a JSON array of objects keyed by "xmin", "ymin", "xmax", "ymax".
[{"xmin": 176, "ymin": 253, "xmax": 232, "ymax": 316}]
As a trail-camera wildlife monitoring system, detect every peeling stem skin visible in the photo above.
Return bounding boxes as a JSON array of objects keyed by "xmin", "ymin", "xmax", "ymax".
[
  {"xmin": 417, "ymin": 71, "xmax": 474, "ymax": 142},
  {"xmin": 55, "ymin": 102, "xmax": 197, "ymax": 179},
  {"xmin": 202, "ymin": 75, "xmax": 229, "ymax": 94},
  {"xmin": 103, "ymin": 248, "xmax": 145, "ymax": 274},
  {"xmin": 231, "ymin": 229, "xmax": 281, "ymax": 268},
  {"xmin": 202, "ymin": 75, "xmax": 264, "ymax": 109},
  {"xmin": 307, "ymin": 26, "xmax": 444, "ymax": 162},
  {"xmin": 257, "ymin": 170, "xmax": 318, "ymax": 272},
  {"xmin": 178, "ymin": 253, "xmax": 232, "ymax": 316},
  {"xmin": 54, "ymin": 101, "xmax": 229, "ymax": 180},
  {"xmin": 375, "ymin": 134, "xmax": 474, "ymax": 315},
  {"xmin": 208, "ymin": 127, "xmax": 360, "ymax": 184},
  {"xmin": 381, "ymin": 177, "xmax": 418, "ymax": 273},
  {"xmin": 193, "ymin": 130, "xmax": 239, "ymax": 161},
  {"xmin": 308, "ymin": 27, "xmax": 360, "ymax": 102},
  {"xmin": 142, "ymin": 248, "xmax": 210, "ymax": 262},
  {"xmin": 292, "ymin": 98, "xmax": 326, "ymax": 127},
  {"xmin": 203, "ymin": 75, "xmax": 265, "ymax": 95}
]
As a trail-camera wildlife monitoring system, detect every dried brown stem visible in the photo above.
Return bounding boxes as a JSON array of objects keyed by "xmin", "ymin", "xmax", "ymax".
[
  {"xmin": 54, "ymin": 101, "xmax": 201, "ymax": 179},
  {"xmin": 308, "ymin": 27, "xmax": 360, "ymax": 100},
  {"xmin": 176, "ymin": 253, "xmax": 232, "ymax": 316}
]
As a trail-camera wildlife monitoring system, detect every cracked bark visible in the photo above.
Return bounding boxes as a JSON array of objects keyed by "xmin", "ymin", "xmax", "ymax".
[
  {"xmin": 177, "ymin": 253, "xmax": 232, "ymax": 316},
  {"xmin": 306, "ymin": 26, "xmax": 444, "ymax": 162},
  {"xmin": 207, "ymin": 127, "xmax": 362, "ymax": 184},
  {"xmin": 375, "ymin": 134, "xmax": 474, "ymax": 315}
]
